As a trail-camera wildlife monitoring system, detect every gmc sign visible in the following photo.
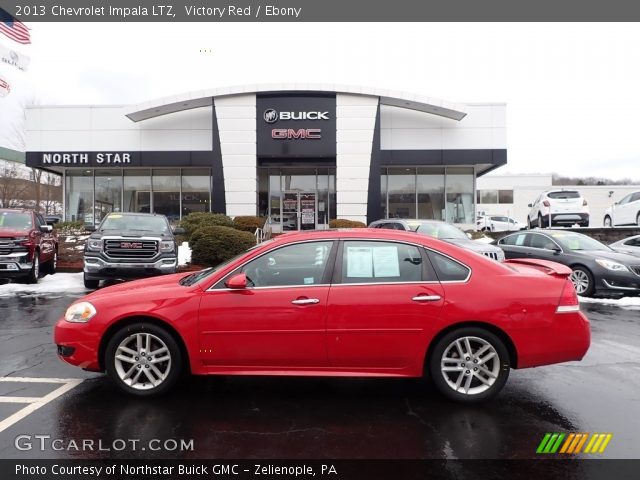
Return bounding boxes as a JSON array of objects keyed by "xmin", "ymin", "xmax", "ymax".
[{"xmin": 272, "ymin": 128, "xmax": 322, "ymax": 139}]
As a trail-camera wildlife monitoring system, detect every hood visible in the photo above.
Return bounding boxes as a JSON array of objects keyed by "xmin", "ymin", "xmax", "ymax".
[
  {"xmin": 443, "ymin": 238, "xmax": 502, "ymax": 253},
  {"xmin": 85, "ymin": 272, "xmax": 191, "ymax": 300},
  {"xmin": 92, "ymin": 230, "xmax": 173, "ymax": 239},
  {"xmin": 577, "ymin": 249, "xmax": 640, "ymax": 265},
  {"xmin": 0, "ymin": 228, "xmax": 31, "ymax": 238}
]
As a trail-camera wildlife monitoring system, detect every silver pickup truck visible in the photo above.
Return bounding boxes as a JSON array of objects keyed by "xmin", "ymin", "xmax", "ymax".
[{"xmin": 83, "ymin": 212, "xmax": 184, "ymax": 289}]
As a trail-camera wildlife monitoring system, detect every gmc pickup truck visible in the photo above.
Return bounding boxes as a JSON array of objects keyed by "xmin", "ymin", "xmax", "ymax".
[
  {"xmin": 83, "ymin": 212, "xmax": 184, "ymax": 289},
  {"xmin": 0, "ymin": 209, "xmax": 58, "ymax": 284}
]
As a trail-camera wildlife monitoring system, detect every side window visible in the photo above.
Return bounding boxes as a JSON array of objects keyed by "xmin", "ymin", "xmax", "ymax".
[
  {"xmin": 240, "ymin": 241, "xmax": 334, "ymax": 288},
  {"xmin": 34, "ymin": 214, "xmax": 44, "ymax": 227},
  {"xmin": 631, "ymin": 193, "xmax": 640, "ymax": 203},
  {"xmin": 619, "ymin": 194, "xmax": 631, "ymax": 205},
  {"xmin": 499, "ymin": 233, "xmax": 526, "ymax": 246},
  {"xmin": 341, "ymin": 241, "xmax": 425, "ymax": 284},
  {"xmin": 624, "ymin": 237, "xmax": 640, "ymax": 247},
  {"xmin": 428, "ymin": 251, "xmax": 470, "ymax": 282},
  {"xmin": 528, "ymin": 234, "xmax": 557, "ymax": 250}
]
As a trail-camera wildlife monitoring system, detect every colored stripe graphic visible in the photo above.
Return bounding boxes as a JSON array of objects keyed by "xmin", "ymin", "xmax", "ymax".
[{"xmin": 537, "ymin": 433, "xmax": 612, "ymax": 454}]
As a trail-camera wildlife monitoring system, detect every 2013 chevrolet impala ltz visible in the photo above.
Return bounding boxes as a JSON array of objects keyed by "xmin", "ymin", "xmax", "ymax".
[{"xmin": 54, "ymin": 229, "xmax": 590, "ymax": 403}]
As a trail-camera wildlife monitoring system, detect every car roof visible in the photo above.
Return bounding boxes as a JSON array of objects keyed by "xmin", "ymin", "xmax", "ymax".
[
  {"xmin": 370, "ymin": 219, "xmax": 449, "ymax": 225},
  {"xmin": 272, "ymin": 228, "xmax": 440, "ymax": 244}
]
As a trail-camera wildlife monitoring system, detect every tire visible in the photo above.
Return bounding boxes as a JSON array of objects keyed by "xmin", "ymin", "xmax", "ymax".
[
  {"xmin": 105, "ymin": 323, "xmax": 182, "ymax": 397},
  {"xmin": 527, "ymin": 217, "xmax": 533, "ymax": 230},
  {"xmin": 42, "ymin": 250, "xmax": 57, "ymax": 275},
  {"xmin": 570, "ymin": 266, "xmax": 595, "ymax": 297},
  {"xmin": 25, "ymin": 252, "xmax": 40, "ymax": 284},
  {"xmin": 429, "ymin": 327, "xmax": 511, "ymax": 403},
  {"xmin": 636, "ymin": 213, "xmax": 640, "ymax": 227},
  {"xmin": 83, "ymin": 274, "xmax": 99, "ymax": 290},
  {"xmin": 603, "ymin": 216, "xmax": 612, "ymax": 227},
  {"xmin": 538, "ymin": 213, "xmax": 546, "ymax": 228}
]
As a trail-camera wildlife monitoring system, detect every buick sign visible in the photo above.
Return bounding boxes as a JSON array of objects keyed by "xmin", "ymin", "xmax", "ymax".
[{"xmin": 263, "ymin": 109, "xmax": 278, "ymax": 123}]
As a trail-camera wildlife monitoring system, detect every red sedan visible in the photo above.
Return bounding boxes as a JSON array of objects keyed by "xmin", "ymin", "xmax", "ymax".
[{"xmin": 55, "ymin": 229, "xmax": 590, "ymax": 403}]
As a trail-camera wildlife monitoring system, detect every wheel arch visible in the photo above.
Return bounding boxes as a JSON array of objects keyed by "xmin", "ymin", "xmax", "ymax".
[
  {"xmin": 423, "ymin": 321, "xmax": 519, "ymax": 373},
  {"xmin": 98, "ymin": 315, "xmax": 191, "ymax": 374}
]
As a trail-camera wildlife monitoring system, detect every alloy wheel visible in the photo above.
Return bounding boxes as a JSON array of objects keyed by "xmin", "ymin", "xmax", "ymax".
[
  {"xmin": 440, "ymin": 336, "xmax": 500, "ymax": 395},
  {"xmin": 113, "ymin": 333, "xmax": 172, "ymax": 391},
  {"xmin": 570, "ymin": 269, "xmax": 590, "ymax": 295}
]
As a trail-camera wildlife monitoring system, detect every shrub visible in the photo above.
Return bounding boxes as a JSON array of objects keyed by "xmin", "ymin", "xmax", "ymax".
[
  {"xmin": 233, "ymin": 216, "xmax": 267, "ymax": 232},
  {"xmin": 55, "ymin": 221, "xmax": 85, "ymax": 233},
  {"xmin": 329, "ymin": 219, "xmax": 367, "ymax": 228},
  {"xmin": 190, "ymin": 225, "xmax": 256, "ymax": 267},
  {"xmin": 179, "ymin": 212, "xmax": 234, "ymax": 240}
]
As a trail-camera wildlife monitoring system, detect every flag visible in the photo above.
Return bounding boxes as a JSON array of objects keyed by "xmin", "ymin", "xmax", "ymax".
[{"xmin": 0, "ymin": 8, "xmax": 30, "ymax": 44}]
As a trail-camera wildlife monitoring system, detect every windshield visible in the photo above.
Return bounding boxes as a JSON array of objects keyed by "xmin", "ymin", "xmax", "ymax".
[
  {"xmin": 550, "ymin": 232, "xmax": 610, "ymax": 251},
  {"xmin": 179, "ymin": 240, "xmax": 274, "ymax": 286},
  {"xmin": 0, "ymin": 212, "xmax": 33, "ymax": 230},
  {"xmin": 410, "ymin": 222, "xmax": 468, "ymax": 240},
  {"xmin": 99, "ymin": 214, "xmax": 170, "ymax": 233}
]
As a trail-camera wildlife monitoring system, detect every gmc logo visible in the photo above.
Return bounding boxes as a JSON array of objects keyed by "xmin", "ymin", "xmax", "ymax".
[
  {"xmin": 120, "ymin": 242, "xmax": 143, "ymax": 249},
  {"xmin": 272, "ymin": 129, "xmax": 322, "ymax": 139}
]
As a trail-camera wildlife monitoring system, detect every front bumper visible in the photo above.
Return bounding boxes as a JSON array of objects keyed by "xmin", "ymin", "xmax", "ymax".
[
  {"xmin": 596, "ymin": 269, "xmax": 640, "ymax": 296},
  {"xmin": 0, "ymin": 252, "xmax": 33, "ymax": 278},
  {"xmin": 83, "ymin": 254, "xmax": 178, "ymax": 280},
  {"xmin": 54, "ymin": 317, "xmax": 102, "ymax": 371}
]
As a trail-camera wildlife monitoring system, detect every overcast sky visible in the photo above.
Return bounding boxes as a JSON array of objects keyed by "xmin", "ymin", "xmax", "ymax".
[{"xmin": 2, "ymin": 22, "xmax": 640, "ymax": 179}]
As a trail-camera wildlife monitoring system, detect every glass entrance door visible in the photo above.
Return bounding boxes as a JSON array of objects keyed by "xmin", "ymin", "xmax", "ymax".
[{"xmin": 281, "ymin": 191, "xmax": 317, "ymax": 231}]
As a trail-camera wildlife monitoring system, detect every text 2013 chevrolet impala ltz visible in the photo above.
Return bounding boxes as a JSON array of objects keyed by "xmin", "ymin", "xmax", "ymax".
[{"xmin": 54, "ymin": 229, "xmax": 590, "ymax": 403}]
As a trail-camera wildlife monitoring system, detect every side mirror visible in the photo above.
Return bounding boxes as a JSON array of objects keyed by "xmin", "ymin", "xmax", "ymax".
[
  {"xmin": 172, "ymin": 227, "xmax": 185, "ymax": 235},
  {"xmin": 552, "ymin": 247, "xmax": 561, "ymax": 254},
  {"xmin": 39, "ymin": 225, "xmax": 53, "ymax": 233},
  {"xmin": 527, "ymin": 203, "xmax": 532, "ymax": 208},
  {"xmin": 85, "ymin": 225, "xmax": 96, "ymax": 232},
  {"xmin": 225, "ymin": 272, "xmax": 247, "ymax": 289}
]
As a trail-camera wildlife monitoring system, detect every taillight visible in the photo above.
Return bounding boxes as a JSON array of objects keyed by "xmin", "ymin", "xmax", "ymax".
[
  {"xmin": 557, "ymin": 279, "xmax": 580, "ymax": 313},
  {"xmin": 543, "ymin": 200, "xmax": 551, "ymax": 207},
  {"xmin": 583, "ymin": 199, "xmax": 588, "ymax": 206}
]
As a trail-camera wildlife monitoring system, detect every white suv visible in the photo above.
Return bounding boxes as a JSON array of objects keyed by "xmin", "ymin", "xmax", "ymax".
[
  {"xmin": 527, "ymin": 190, "xmax": 589, "ymax": 228},
  {"xmin": 603, "ymin": 191, "xmax": 640, "ymax": 227},
  {"xmin": 476, "ymin": 215, "xmax": 522, "ymax": 232}
]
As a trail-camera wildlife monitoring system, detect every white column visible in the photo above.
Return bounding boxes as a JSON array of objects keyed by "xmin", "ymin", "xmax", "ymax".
[
  {"xmin": 214, "ymin": 94, "xmax": 257, "ymax": 217},
  {"xmin": 336, "ymin": 94, "xmax": 379, "ymax": 224}
]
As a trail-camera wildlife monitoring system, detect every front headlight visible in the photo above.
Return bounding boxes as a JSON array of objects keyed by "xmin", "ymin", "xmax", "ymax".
[
  {"xmin": 86, "ymin": 239, "xmax": 102, "ymax": 251},
  {"xmin": 160, "ymin": 240, "xmax": 175, "ymax": 252},
  {"xmin": 64, "ymin": 302, "xmax": 97, "ymax": 323},
  {"xmin": 595, "ymin": 258, "xmax": 629, "ymax": 272}
]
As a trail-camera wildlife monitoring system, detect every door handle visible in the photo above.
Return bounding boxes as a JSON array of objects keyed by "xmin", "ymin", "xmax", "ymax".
[
  {"xmin": 412, "ymin": 295, "xmax": 441, "ymax": 302},
  {"xmin": 291, "ymin": 298, "xmax": 320, "ymax": 305}
]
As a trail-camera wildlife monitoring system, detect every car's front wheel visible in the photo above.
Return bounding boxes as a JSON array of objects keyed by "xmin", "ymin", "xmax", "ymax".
[
  {"xmin": 105, "ymin": 323, "xmax": 182, "ymax": 397},
  {"xmin": 570, "ymin": 266, "xmax": 594, "ymax": 297},
  {"xmin": 25, "ymin": 252, "xmax": 40, "ymax": 284},
  {"xmin": 83, "ymin": 274, "xmax": 99, "ymax": 289},
  {"xmin": 429, "ymin": 327, "xmax": 510, "ymax": 403}
]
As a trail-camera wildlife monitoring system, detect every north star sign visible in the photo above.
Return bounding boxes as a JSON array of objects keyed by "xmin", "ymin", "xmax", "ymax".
[{"xmin": 41, "ymin": 153, "xmax": 132, "ymax": 165}]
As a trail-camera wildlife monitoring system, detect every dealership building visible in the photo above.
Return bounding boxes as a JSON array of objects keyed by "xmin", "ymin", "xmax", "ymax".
[{"xmin": 25, "ymin": 84, "xmax": 507, "ymax": 231}]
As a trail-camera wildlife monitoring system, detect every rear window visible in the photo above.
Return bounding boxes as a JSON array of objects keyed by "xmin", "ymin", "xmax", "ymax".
[{"xmin": 547, "ymin": 191, "xmax": 580, "ymax": 199}]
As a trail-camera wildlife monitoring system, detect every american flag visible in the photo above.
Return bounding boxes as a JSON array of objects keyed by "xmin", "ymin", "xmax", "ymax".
[{"xmin": 0, "ymin": 8, "xmax": 30, "ymax": 44}]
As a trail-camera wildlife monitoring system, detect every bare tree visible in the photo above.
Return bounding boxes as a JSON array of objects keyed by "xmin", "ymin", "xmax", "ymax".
[
  {"xmin": 41, "ymin": 171, "xmax": 62, "ymax": 214},
  {"xmin": 0, "ymin": 161, "xmax": 30, "ymax": 208},
  {"xmin": 30, "ymin": 167, "xmax": 43, "ymax": 213}
]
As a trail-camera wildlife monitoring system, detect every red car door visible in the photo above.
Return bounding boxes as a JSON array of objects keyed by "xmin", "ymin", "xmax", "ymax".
[
  {"xmin": 198, "ymin": 241, "xmax": 336, "ymax": 369},
  {"xmin": 326, "ymin": 240, "xmax": 445, "ymax": 371}
]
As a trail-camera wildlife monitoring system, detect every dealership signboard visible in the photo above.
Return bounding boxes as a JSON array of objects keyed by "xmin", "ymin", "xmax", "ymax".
[{"xmin": 256, "ymin": 94, "xmax": 336, "ymax": 158}]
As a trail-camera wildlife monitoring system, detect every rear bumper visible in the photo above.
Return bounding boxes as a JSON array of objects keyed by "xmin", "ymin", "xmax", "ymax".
[
  {"xmin": 516, "ymin": 311, "xmax": 591, "ymax": 369},
  {"xmin": 550, "ymin": 213, "xmax": 589, "ymax": 225}
]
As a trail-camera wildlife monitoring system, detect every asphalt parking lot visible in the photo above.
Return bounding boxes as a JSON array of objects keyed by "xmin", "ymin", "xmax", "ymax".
[{"xmin": 0, "ymin": 285, "xmax": 638, "ymax": 461}]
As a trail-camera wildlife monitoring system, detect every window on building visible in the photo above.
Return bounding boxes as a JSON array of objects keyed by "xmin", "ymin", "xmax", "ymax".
[
  {"xmin": 498, "ymin": 190, "xmax": 514, "ymax": 204},
  {"xmin": 182, "ymin": 168, "xmax": 211, "ymax": 216},
  {"xmin": 417, "ymin": 167, "xmax": 445, "ymax": 220},
  {"xmin": 123, "ymin": 169, "xmax": 151, "ymax": 214},
  {"xmin": 65, "ymin": 169, "xmax": 94, "ymax": 224},
  {"xmin": 94, "ymin": 169, "xmax": 122, "ymax": 224},
  {"xmin": 477, "ymin": 189, "xmax": 514, "ymax": 205},
  {"xmin": 152, "ymin": 169, "xmax": 180, "ymax": 224},
  {"xmin": 445, "ymin": 167, "xmax": 474, "ymax": 224},
  {"xmin": 387, "ymin": 168, "xmax": 416, "ymax": 219}
]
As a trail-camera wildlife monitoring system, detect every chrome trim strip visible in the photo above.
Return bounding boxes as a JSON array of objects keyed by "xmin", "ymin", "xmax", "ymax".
[
  {"xmin": 556, "ymin": 305, "xmax": 580, "ymax": 313},
  {"xmin": 601, "ymin": 279, "xmax": 640, "ymax": 291}
]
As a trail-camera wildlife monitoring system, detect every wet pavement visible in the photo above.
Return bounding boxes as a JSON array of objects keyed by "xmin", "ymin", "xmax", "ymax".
[{"xmin": 0, "ymin": 291, "xmax": 638, "ymax": 460}]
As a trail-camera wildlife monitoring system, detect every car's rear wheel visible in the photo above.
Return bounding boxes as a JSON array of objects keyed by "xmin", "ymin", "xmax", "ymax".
[
  {"xmin": 538, "ymin": 213, "xmax": 546, "ymax": 228},
  {"xmin": 603, "ymin": 216, "xmax": 612, "ymax": 227},
  {"xmin": 105, "ymin": 323, "xmax": 182, "ymax": 397},
  {"xmin": 527, "ymin": 217, "xmax": 533, "ymax": 229},
  {"xmin": 429, "ymin": 327, "xmax": 510, "ymax": 403},
  {"xmin": 25, "ymin": 253, "xmax": 40, "ymax": 284},
  {"xmin": 83, "ymin": 274, "xmax": 99, "ymax": 289},
  {"xmin": 636, "ymin": 213, "xmax": 640, "ymax": 227},
  {"xmin": 570, "ymin": 266, "xmax": 594, "ymax": 297}
]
